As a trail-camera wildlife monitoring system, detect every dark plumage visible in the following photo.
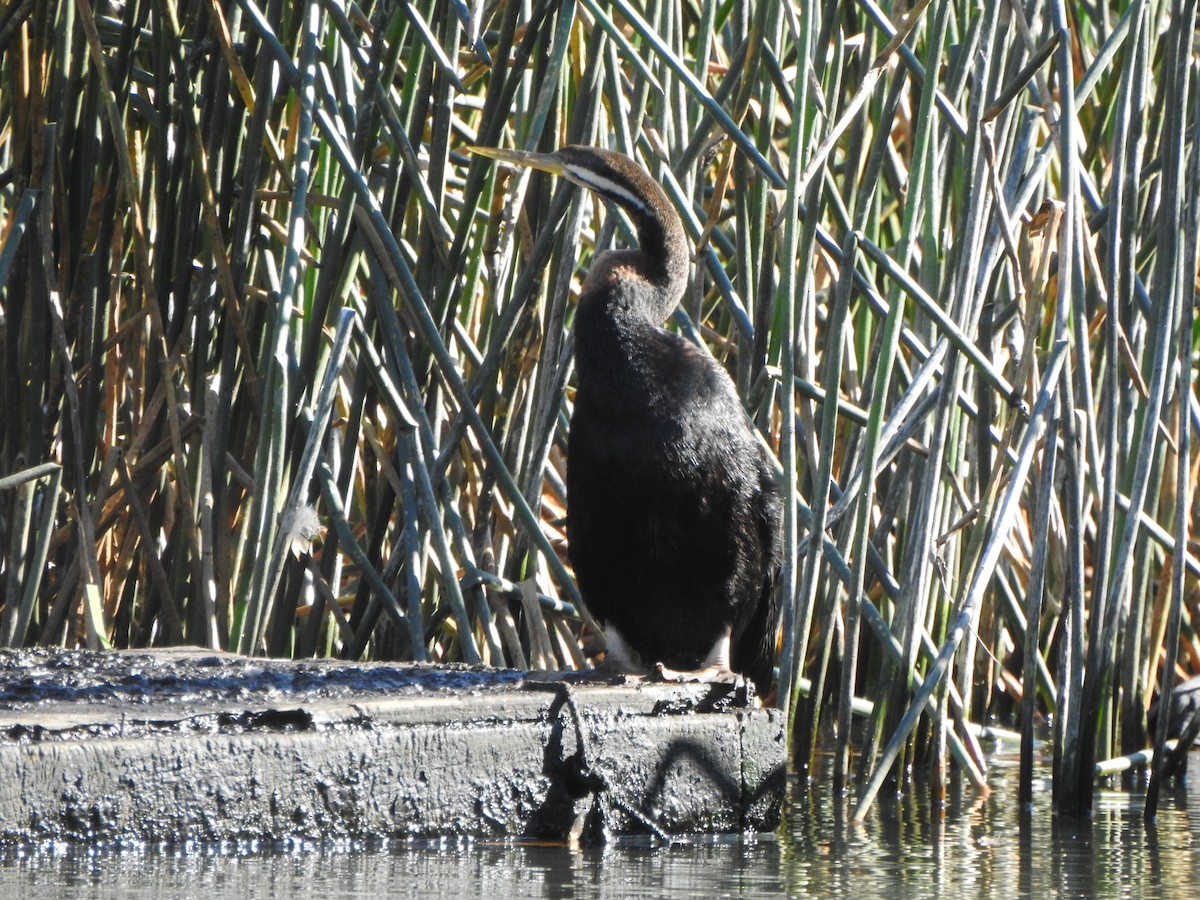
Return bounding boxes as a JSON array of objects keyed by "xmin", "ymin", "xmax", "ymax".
[{"xmin": 472, "ymin": 144, "xmax": 781, "ymax": 695}]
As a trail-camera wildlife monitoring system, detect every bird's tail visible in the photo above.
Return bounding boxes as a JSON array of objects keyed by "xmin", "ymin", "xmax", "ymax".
[{"xmin": 734, "ymin": 569, "xmax": 780, "ymax": 698}]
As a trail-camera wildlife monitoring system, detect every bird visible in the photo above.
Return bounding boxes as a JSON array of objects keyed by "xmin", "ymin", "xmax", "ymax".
[{"xmin": 469, "ymin": 144, "xmax": 781, "ymax": 696}]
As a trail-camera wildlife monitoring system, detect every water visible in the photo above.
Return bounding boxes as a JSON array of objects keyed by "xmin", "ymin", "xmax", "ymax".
[{"xmin": 3, "ymin": 750, "xmax": 1197, "ymax": 898}]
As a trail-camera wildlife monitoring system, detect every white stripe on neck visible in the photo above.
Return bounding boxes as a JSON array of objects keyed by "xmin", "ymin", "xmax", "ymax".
[{"xmin": 563, "ymin": 164, "xmax": 651, "ymax": 218}]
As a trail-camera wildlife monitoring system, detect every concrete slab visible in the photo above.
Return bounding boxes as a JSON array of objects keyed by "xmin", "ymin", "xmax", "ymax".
[{"xmin": 0, "ymin": 649, "xmax": 785, "ymax": 846}]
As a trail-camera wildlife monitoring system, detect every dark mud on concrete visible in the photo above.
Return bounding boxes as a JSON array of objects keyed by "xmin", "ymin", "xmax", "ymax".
[
  {"xmin": 0, "ymin": 647, "xmax": 526, "ymax": 710},
  {"xmin": 0, "ymin": 649, "xmax": 784, "ymax": 846}
]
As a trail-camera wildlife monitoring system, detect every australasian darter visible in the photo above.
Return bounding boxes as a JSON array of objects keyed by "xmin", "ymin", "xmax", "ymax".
[{"xmin": 471, "ymin": 144, "xmax": 781, "ymax": 696}]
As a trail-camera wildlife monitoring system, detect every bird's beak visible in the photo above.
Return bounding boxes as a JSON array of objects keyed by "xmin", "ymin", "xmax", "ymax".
[{"xmin": 466, "ymin": 145, "xmax": 567, "ymax": 176}]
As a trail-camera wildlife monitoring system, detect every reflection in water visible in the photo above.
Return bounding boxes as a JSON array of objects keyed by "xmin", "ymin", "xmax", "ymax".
[{"xmin": 2, "ymin": 750, "xmax": 1197, "ymax": 898}]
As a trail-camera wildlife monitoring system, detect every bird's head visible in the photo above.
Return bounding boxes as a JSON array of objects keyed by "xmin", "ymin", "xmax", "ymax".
[{"xmin": 468, "ymin": 144, "xmax": 689, "ymax": 321}]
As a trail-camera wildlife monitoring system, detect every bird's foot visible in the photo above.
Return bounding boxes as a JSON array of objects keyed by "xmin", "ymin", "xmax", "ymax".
[
  {"xmin": 651, "ymin": 661, "xmax": 741, "ymax": 685},
  {"xmin": 651, "ymin": 663, "xmax": 759, "ymax": 707}
]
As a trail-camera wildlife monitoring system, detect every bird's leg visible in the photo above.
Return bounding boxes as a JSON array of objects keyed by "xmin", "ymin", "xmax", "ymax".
[
  {"xmin": 559, "ymin": 626, "xmax": 650, "ymax": 683},
  {"xmin": 595, "ymin": 626, "xmax": 650, "ymax": 679},
  {"xmin": 653, "ymin": 626, "xmax": 740, "ymax": 685}
]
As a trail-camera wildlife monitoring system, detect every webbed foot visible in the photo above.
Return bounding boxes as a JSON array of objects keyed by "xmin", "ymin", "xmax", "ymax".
[
  {"xmin": 651, "ymin": 662, "xmax": 741, "ymax": 685},
  {"xmin": 651, "ymin": 663, "xmax": 759, "ymax": 707}
]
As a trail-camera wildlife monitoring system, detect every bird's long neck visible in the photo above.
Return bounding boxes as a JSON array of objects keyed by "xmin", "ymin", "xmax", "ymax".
[
  {"xmin": 616, "ymin": 185, "xmax": 689, "ymax": 315},
  {"xmin": 564, "ymin": 147, "xmax": 689, "ymax": 325}
]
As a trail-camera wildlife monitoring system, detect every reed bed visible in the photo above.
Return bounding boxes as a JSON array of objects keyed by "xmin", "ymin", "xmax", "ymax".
[{"xmin": 0, "ymin": 0, "xmax": 1196, "ymax": 819}]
